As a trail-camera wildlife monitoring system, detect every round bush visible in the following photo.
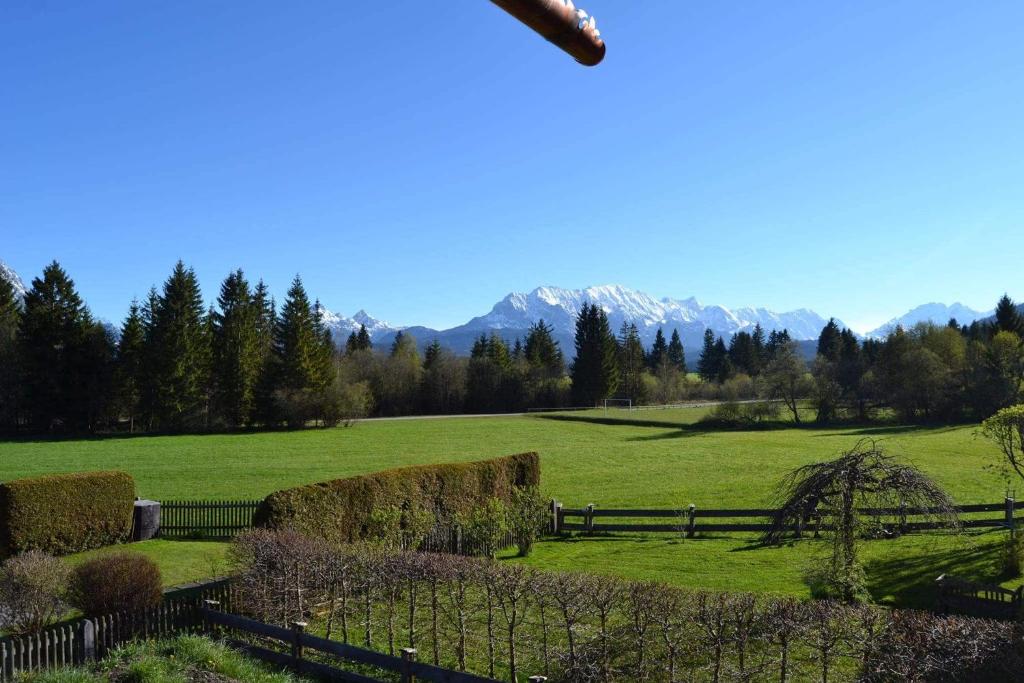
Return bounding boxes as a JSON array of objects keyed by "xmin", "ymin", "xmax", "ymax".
[{"xmin": 69, "ymin": 552, "xmax": 162, "ymax": 616}]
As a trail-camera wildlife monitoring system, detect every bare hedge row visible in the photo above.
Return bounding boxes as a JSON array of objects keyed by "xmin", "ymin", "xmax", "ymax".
[{"xmin": 228, "ymin": 529, "xmax": 1022, "ymax": 682}]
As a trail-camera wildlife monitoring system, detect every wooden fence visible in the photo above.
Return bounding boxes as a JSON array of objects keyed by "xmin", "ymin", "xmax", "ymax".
[
  {"xmin": 0, "ymin": 579, "xmax": 231, "ymax": 681},
  {"xmin": 201, "ymin": 606, "xmax": 504, "ymax": 683},
  {"xmin": 158, "ymin": 499, "xmax": 261, "ymax": 539},
  {"xmin": 551, "ymin": 499, "xmax": 1022, "ymax": 537},
  {"xmin": 935, "ymin": 573, "xmax": 1024, "ymax": 620}
]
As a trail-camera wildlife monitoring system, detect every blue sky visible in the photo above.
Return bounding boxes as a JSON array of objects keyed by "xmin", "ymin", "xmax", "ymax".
[{"xmin": 3, "ymin": 1, "xmax": 1023, "ymax": 332}]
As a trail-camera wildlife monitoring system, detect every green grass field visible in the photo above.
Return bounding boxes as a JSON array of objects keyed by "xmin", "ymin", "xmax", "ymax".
[{"xmin": 5, "ymin": 407, "xmax": 1018, "ymax": 607}]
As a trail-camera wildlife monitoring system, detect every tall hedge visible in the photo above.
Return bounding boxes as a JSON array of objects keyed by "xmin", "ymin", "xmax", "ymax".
[
  {"xmin": 0, "ymin": 471, "xmax": 135, "ymax": 557},
  {"xmin": 254, "ymin": 452, "xmax": 540, "ymax": 542}
]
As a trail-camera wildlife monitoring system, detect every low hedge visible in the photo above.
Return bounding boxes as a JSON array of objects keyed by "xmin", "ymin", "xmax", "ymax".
[
  {"xmin": 254, "ymin": 452, "xmax": 540, "ymax": 542},
  {"xmin": 0, "ymin": 471, "xmax": 135, "ymax": 557}
]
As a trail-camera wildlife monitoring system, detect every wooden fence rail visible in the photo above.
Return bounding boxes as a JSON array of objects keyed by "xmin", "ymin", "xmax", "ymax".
[
  {"xmin": 158, "ymin": 499, "xmax": 261, "ymax": 539},
  {"xmin": 202, "ymin": 607, "xmax": 502, "ymax": 683},
  {"xmin": 550, "ymin": 498, "xmax": 1022, "ymax": 537}
]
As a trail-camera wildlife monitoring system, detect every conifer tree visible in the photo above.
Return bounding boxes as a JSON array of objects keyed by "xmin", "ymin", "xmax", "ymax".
[
  {"xmin": 0, "ymin": 274, "xmax": 19, "ymax": 431},
  {"xmin": 524, "ymin": 319, "xmax": 564, "ymax": 379},
  {"xmin": 995, "ymin": 294, "xmax": 1023, "ymax": 336},
  {"xmin": 648, "ymin": 328, "xmax": 667, "ymax": 370},
  {"xmin": 251, "ymin": 281, "xmax": 278, "ymax": 425},
  {"xmin": 618, "ymin": 322, "xmax": 647, "ymax": 403},
  {"xmin": 727, "ymin": 331, "xmax": 756, "ymax": 376},
  {"xmin": 667, "ymin": 329, "xmax": 686, "ymax": 373},
  {"xmin": 211, "ymin": 270, "xmax": 261, "ymax": 427},
  {"xmin": 17, "ymin": 261, "xmax": 112, "ymax": 431},
  {"xmin": 751, "ymin": 323, "xmax": 766, "ymax": 375},
  {"xmin": 713, "ymin": 336, "xmax": 731, "ymax": 383},
  {"xmin": 148, "ymin": 261, "xmax": 210, "ymax": 430},
  {"xmin": 697, "ymin": 328, "xmax": 717, "ymax": 382},
  {"xmin": 275, "ymin": 275, "xmax": 325, "ymax": 391},
  {"xmin": 570, "ymin": 303, "xmax": 619, "ymax": 406},
  {"xmin": 115, "ymin": 299, "xmax": 146, "ymax": 432},
  {"xmin": 346, "ymin": 324, "xmax": 372, "ymax": 355},
  {"xmin": 817, "ymin": 318, "xmax": 843, "ymax": 362}
]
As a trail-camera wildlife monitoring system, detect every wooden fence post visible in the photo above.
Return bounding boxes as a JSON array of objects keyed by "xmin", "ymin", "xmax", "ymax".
[
  {"xmin": 290, "ymin": 621, "xmax": 307, "ymax": 664},
  {"xmin": 400, "ymin": 647, "xmax": 417, "ymax": 683},
  {"xmin": 585, "ymin": 504, "xmax": 595, "ymax": 535},
  {"xmin": 81, "ymin": 620, "xmax": 96, "ymax": 663},
  {"xmin": 203, "ymin": 599, "xmax": 221, "ymax": 638},
  {"xmin": 1007, "ymin": 497, "xmax": 1016, "ymax": 539},
  {"xmin": 686, "ymin": 504, "xmax": 696, "ymax": 538},
  {"xmin": 550, "ymin": 499, "xmax": 560, "ymax": 535}
]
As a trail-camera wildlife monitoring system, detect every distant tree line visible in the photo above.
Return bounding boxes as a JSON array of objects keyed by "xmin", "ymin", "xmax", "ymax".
[{"xmin": 1, "ymin": 261, "xmax": 1020, "ymax": 433}]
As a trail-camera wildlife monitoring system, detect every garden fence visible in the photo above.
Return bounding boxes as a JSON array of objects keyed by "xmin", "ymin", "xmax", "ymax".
[
  {"xmin": 551, "ymin": 498, "xmax": 1022, "ymax": 537},
  {"xmin": 0, "ymin": 579, "xmax": 232, "ymax": 681},
  {"xmin": 158, "ymin": 499, "xmax": 261, "ymax": 539}
]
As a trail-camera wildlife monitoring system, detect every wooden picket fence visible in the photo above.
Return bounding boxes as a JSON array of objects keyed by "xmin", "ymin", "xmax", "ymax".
[
  {"xmin": 551, "ymin": 499, "xmax": 1022, "ymax": 537},
  {"xmin": 158, "ymin": 499, "xmax": 261, "ymax": 539},
  {"xmin": 0, "ymin": 579, "xmax": 232, "ymax": 681}
]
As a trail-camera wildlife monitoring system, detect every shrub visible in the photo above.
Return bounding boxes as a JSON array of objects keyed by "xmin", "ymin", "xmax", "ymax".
[
  {"xmin": 69, "ymin": 552, "xmax": 162, "ymax": 616},
  {"xmin": 508, "ymin": 486, "xmax": 548, "ymax": 557},
  {"xmin": 0, "ymin": 471, "xmax": 135, "ymax": 557},
  {"xmin": 254, "ymin": 452, "xmax": 539, "ymax": 543},
  {"xmin": 461, "ymin": 498, "xmax": 508, "ymax": 558},
  {"xmin": 0, "ymin": 550, "xmax": 70, "ymax": 634}
]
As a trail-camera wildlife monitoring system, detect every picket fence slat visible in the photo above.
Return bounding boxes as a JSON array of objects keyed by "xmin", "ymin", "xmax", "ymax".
[{"xmin": 158, "ymin": 499, "xmax": 260, "ymax": 539}]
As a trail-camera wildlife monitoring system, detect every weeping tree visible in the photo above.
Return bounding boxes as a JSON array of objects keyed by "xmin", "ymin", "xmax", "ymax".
[{"xmin": 762, "ymin": 440, "xmax": 959, "ymax": 602}]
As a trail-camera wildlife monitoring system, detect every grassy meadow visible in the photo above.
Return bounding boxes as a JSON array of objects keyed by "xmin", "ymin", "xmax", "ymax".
[{"xmin": 7, "ymin": 406, "xmax": 1020, "ymax": 607}]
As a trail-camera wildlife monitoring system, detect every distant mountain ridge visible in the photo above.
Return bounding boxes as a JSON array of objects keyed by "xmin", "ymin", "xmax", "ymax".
[
  {"xmin": 322, "ymin": 284, "xmax": 848, "ymax": 355},
  {"xmin": 866, "ymin": 302, "xmax": 992, "ymax": 338}
]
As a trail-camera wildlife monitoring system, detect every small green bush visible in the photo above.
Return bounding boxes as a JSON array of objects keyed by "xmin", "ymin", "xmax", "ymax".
[
  {"xmin": 509, "ymin": 486, "xmax": 548, "ymax": 557},
  {"xmin": 254, "ymin": 452, "xmax": 539, "ymax": 543},
  {"xmin": 0, "ymin": 471, "xmax": 135, "ymax": 557},
  {"xmin": 69, "ymin": 552, "xmax": 163, "ymax": 616},
  {"xmin": 462, "ymin": 498, "xmax": 508, "ymax": 559}
]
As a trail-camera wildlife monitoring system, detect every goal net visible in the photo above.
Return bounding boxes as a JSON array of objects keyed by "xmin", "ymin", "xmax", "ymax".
[{"xmin": 601, "ymin": 398, "xmax": 633, "ymax": 411}]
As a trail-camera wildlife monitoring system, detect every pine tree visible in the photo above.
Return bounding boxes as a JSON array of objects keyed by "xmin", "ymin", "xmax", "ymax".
[
  {"xmin": 697, "ymin": 329, "xmax": 717, "ymax": 382},
  {"xmin": 17, "ymin": 261, "xmax": 112, "ymax": 431},
  {"xmin": 0, "ymin": 274, "xmax": 20, "ymax": 431},
  {"xmin": 727, "ymin": 331, "xmax": 756, "ymax": 376},
  {"xmin": 211, "ymin": 270, "xmax": 261, "ymax": 427},
  {"xmin": 346, "ymin": 324, "xmax": 372, "ymax": 355},
  {"xmin": 115, "ymin": 299, "xmax": 146, "ymax": 432},
  {"xmin": 618, "ymin": 322, "xmax": 647, "ymax": 403},
  {"xmin": 817, "ymin": 318, "xmax": 843, "ymax": 362},
  {"xmin": 275, "ymin": 276, "xmax": 324, "ymax": 391},
  {"xmin": 570, "ymin": 303, "xmax": 619, "ymax": 406},
  {"xmin": 524, "ymin": 319, "xmax": 564, "ymax": 379},
  {"xmin": 751, "ymin": 323, "xmax": 766, "ymax": 375},
  {"xmin": 994, "ymin": 294, "xmax": 1022, "ymax": 336},
  {"xmin": 251, "ymin": 281, "xmax": 278, "ymax": 425},
  {"xmin": 648, "ymin": 328, "xmax": 667, "ymax": 370},
  {"xmin": 148, "ymin": 261, "xmax": 210, "ymax": 430},
  {"xmin": 713, "ymin": 336, "xmax": 731, "ymax": 383},
  {"xmin": 667, "ymin": 329, "xmax": 686, "ymax": 373}
]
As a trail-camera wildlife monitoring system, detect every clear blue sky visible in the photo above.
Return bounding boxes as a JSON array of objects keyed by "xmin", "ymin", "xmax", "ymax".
[{"xmin": 3, "ymin": 1, "xmax": 1023, "ymax": 332}]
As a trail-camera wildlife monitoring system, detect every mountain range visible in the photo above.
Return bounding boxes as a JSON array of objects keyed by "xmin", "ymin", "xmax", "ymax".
[{"xmin": 0, "ymin": 258, "xmax": 1007, "ymax": 356}]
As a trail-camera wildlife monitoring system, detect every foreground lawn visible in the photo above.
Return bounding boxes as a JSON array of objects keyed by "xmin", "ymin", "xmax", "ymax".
[
  {"xmin": 67, "ymin": 540, "xmax": 231, "ymax": 587},
  {"xmin": 0, "ymin": 410, "xmax": 1007, "ymax": 508}
]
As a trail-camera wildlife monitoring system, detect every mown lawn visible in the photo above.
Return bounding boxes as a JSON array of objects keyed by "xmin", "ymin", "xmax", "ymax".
[{"xmin": 3, "ymin": 408, "xmax": 1017, "ymax": 605}]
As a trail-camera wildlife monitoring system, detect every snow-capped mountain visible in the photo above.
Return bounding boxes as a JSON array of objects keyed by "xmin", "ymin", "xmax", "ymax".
[
  {"xmin": 333, "ymin": 284, "xmax": 846, "ymax": 355},
  {"xmin": 320, "ymin": 308, "xmax": 400, "ymax": 340},
  {"xmin": 456, "ymin": 284, "xmax": 842, "ymax": 350},
  {"xmin": 866, "ymin": 303, "xmax": 991, "ymax": 338},
  {"xmin": 0, "ymin": 260, "xmax": 26, "ymax": 302}
]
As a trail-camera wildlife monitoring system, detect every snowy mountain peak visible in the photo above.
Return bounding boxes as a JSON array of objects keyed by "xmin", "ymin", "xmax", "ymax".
[
  {"xmin": 0, "ymin": 260, "xmax": 27, "ymax": 301},
  {"xmin": 866, "ymin": 302, "xmax": 991, "ymax": 338}
]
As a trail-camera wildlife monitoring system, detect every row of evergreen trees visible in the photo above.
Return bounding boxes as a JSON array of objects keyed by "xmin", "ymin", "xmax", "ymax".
[{"xmin": 0, "ymin": 261, "xmax": 336, "ymax": 433}]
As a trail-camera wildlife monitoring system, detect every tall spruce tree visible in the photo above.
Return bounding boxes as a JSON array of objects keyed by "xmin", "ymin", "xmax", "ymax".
[
  {"xmin": 250, "ymin": 281, "xmax": 278, "ymax": 425},
  {"xmin": 115, "ymin": 300, "xmax": 146, "ymax": 432},
  {"xmin": 0, "ymin": 274, "xmax": 19, "ymax": 431},
  {"xmin": 751, "ymin": 323, "xmax": 766, "ymax": 375},
  {"xmin": 148, "ymin": 261, "xmax": 210, "ymax": 430},
  {"xmin": 275, "ymin": 276, "xmax": 327, "ymax": 391},
  {"xmin": 570, "ymin": 303, "xmax": 619, "ymax": 406},
  {"xmin": 648, "ymin": 328, "xmax": 667, "ymax": 370},
  {"xmin": 211, "ymin": 270, "xmax": 261, "ymax": 427},
  {"xmin": 697, "ymin": 329, "xmax": 717, "ymax": 382},
  {"xmin": 713, "ymin": 336, "xmax": 731, "ymax": 383},
  {"xmin": 667, "ymin": 329, "xmax": 686, "ymax": 373},
  {"xmin": 618, "ymin": 322, "xmax": 647, "ymax": 403},
  {"xmin": 994, "ymin": 294, "xmax": 1023, "ymax": 336},
  {"xmin": 817, "ymin": 318, "xmax": 843, "ymax": 362},
  {"xmin": 727, "ymin": 331, "xmax": 757, "ymax": 376},
  {"xmin": 524, "ymin": 319, "xmax": 564, "ymax": 379},
  {"xmin": 17, "ymin": 261, "xmax": 111, "ymax": 431}
]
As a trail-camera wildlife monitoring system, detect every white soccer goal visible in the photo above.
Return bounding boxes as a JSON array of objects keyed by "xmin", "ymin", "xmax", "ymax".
[{"xmin": 602, "ymin": 398, "xmax": 633, "ymax": 412}]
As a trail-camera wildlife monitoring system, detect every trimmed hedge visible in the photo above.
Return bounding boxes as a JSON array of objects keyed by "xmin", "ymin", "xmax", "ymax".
[
  {"xmin": 0, "ymin": 471, "xmax": 135, "ymax": 557},
  {"xmin": 254, "ymin": 452, "xmax": 540, "ymax": 542}
]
